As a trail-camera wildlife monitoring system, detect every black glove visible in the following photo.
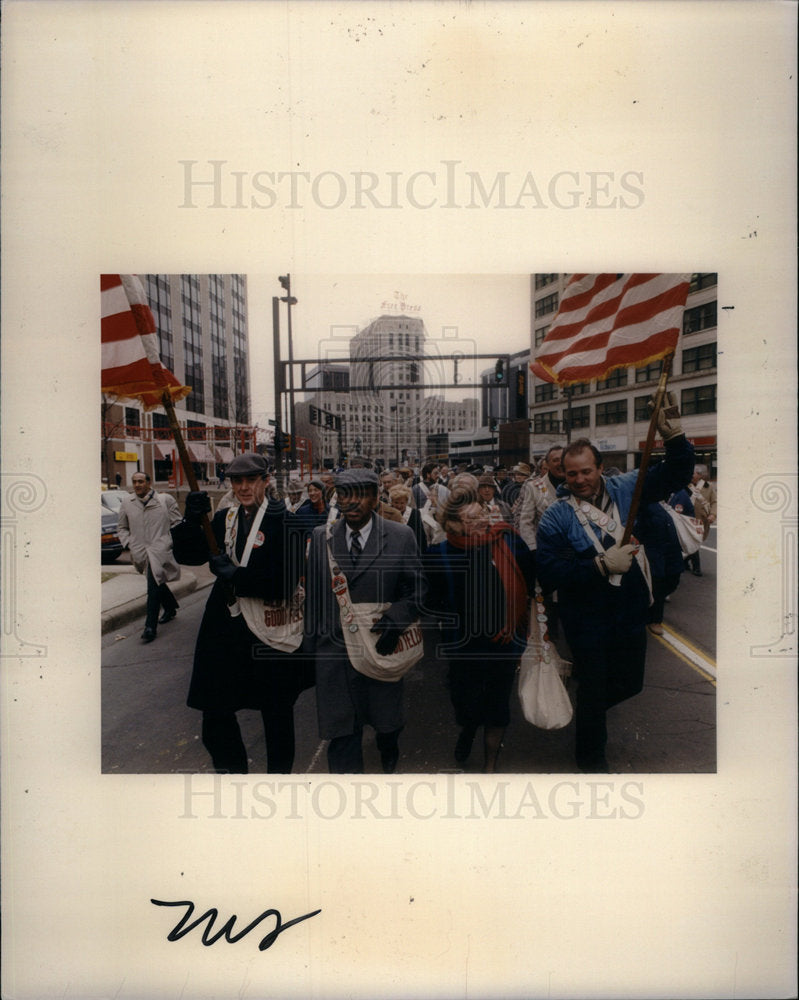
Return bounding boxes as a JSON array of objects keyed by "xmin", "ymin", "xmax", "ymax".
[
  {"xmin": 184, "ymin": 491, "xmax": 211, "ymax": 524},
  {"xmin": 209, "ymin": 554, "xmax": 239, "ymax": 581},
  {"xmin": 370, "ymin": 616, "xmax": 404, "ymax": 656}
]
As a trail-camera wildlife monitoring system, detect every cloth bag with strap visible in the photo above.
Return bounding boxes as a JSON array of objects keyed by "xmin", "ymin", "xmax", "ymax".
[
  {"xmin": 517, "ymin": 588, "xmax": 573, "ymax": 730},
  {"xmin": 325, "ymin": 520, "xmax": 423, "ymax": 682},
  {"xmin": 225, "ymin": 501, "xmax": 304, "ymax": 653},
  {"xmin": 659, "ymin": 500, "xmax": 705, "ymax": 557}
]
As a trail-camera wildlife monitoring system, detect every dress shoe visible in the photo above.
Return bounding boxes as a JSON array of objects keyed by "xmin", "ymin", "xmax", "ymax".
[
  {"xmin": 692, "ymin": 569, "xmax": 703, "ymax": 577},
  {"xmin": 141, "ymin": 627, "xmax": 156, "ymax": 643},
  {"xmin": 647, "ymin": 623, "xmax": 664, "ymax": 636},
  {"xmin": 159, "ymin": 609, "xmax": 177, "ymax": 624},
  {"xmin": 380, "ymin": 748, "xmax": 399, "ymax": 774}
]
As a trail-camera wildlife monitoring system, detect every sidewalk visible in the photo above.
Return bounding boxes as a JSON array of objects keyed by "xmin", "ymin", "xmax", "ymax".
[{"xmin": 101, "ymin": 560, "xmax": 215, "ymax": 635}]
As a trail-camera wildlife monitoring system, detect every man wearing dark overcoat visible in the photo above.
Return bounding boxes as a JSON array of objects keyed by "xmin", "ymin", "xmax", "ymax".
[
  {"xmin": 174, "ymin": 452, "xmax": 309, "ymax": 774},
  {"xmin": 304, "ymin": 469, "xmax": 427, "ymax": 774}
]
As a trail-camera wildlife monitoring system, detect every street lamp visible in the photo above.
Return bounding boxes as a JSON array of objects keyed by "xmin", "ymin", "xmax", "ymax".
[{"xmin": 279, "ymin": 274, "xmax": 298, "ymax": 468}]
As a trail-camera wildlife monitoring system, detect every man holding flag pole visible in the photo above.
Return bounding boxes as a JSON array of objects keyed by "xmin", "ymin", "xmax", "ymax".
[{"xmin": 532, "ymin": 274, "xmax": 696, "ymax": 772}]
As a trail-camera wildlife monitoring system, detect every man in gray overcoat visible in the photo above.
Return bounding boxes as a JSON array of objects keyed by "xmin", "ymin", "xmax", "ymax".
[
  {"xmin": 304, "ymin": 469, "xmax": 427, "ymax": 774},
  {"xmin": 117, "ymin": 471, "xmax": 183, "ymax": 642}
]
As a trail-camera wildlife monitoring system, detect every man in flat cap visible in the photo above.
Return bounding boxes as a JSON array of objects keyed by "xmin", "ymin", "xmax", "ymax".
[
  {"xmin": 304, "ymin": 468, "xmax": 427, "ymax": 773},
  {"xmin": 174, "ymin": 452, "xmax": 310, "ymax": 774}
]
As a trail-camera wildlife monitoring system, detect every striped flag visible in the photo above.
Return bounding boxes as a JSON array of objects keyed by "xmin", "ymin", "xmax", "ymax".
[
  {"xmin": 101, "ymin": 274, "xmax": 191, "ymax": 410},
  {"xmin": 530, "ymin": 273, "xmax": 692, "ymax": 385}
]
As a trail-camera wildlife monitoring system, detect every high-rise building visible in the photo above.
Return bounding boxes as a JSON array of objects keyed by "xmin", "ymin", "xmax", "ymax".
[
  {"xmin": 294, "ymin": 313, "xmax": 478, "ymax": 469},
  {"xmin": 101, "ymin": 273, "xmax": 252, "ymax": 486},
  {"xmin": 527, "ymin": 273, "xmax": 719, "ymax": 473}
]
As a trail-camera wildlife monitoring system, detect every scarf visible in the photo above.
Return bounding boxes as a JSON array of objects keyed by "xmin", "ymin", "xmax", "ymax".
[{"xmin": 447, "ymin": 522, "xmax": 528, "ymax": 644}]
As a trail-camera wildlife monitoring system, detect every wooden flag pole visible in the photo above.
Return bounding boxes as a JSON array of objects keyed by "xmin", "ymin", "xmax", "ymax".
[
  {"xmin": 620, "ymin": 352, "xmax": 674, "ymax": 545},
  {"xmin": 161, "ymin": 390, "xmax": 221, "ymax": 556}
]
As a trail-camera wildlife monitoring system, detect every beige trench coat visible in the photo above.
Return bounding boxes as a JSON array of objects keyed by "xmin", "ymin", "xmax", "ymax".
[{"xmin": 117, "ymin": 491, "xmax": 183, "ymax": 584}]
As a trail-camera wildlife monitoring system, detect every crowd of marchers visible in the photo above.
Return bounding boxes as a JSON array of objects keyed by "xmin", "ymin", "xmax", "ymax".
[{"xmin": 115, "ymin": 392, "xmax": 717, "ymax": 776}]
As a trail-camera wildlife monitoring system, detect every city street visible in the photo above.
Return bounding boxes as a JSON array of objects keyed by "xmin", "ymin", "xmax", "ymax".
[{"xmin": 102, "ymin": 528, "xmax": 717, "ymax": 775}]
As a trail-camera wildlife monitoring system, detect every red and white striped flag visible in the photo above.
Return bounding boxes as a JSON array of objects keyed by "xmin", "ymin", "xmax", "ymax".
[
  {"xmin": 530, "ymin": 273, "xmax": 692, "ymax": 385},
  {"xmin": 101, "ymin": 274, "xmax": 191, "ymax": 410}
]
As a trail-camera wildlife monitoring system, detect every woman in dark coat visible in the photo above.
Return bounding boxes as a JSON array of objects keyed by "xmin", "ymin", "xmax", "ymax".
[
  {"xmin": 426, "ymin": 487, "xmax": 534, "ymax": 772},
  {"xmin": 293, "ymin": 479, "xmax": 330, "ymax": 540}
]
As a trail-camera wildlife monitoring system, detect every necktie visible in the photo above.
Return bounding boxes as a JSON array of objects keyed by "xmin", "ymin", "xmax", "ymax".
[{"xmin": 350, "ymin": 530, "xmax": 362, "ymax": 561}]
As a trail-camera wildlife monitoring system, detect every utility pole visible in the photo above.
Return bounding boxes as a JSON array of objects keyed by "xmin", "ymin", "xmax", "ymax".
[
  {"xmin": 272, "ymin": 296, "xmax": 283, "ymax": 487},
  {"xmin": 279, "ymin": 274, "xmax": 298, "ymax": 471}
]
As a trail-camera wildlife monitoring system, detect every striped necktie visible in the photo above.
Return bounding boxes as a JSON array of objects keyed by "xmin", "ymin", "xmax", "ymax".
[{"xmin": 350, "ymin": 530, "xmax": 362, "ymax": 561}]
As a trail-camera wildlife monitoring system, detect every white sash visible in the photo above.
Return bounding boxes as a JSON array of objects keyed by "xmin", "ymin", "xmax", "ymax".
[
  {"xmin": 224, "ymin": 500, "xmax": 304, "ymax": 652},
  {"xmin": 324, "ymin": 520, "xmax": 423, "ymax": 681},
  {"xmin": 567, "ymin": 495, "xmax": 653, "ymax": 602}
]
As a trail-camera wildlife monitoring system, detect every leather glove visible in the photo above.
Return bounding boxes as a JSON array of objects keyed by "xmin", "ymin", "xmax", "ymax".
[
  {"xmin": 370, "ymin": 616, "xmax": 404, "ymax": 656},
  {"xmin": 209, "ymin": 553, "xmax": 239, "ymax": 581},
  {"xmin": 649, "ymin": 391, "xmax": 683, "ymax": 441},
  {"xmin": 596, "ymin": 542, "xmax": 638, "ymax": 576},
  {"xmin": 184, "ymin": 490, "xmax": 211, "ymax": 523}
]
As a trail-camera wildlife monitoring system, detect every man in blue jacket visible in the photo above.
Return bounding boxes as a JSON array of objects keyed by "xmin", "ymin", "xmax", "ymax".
[{"xmin": 536, "ymin": 393, "xmax": 694, "ymax": 772}]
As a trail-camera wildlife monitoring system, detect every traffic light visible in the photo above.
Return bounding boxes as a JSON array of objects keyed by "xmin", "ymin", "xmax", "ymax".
[
  {"xmin": 494, "ymin": 359, "xmax": 505, "ymax": 383},
  {"xmin": 489, "ymin": 418, "xmax": 498, "ymax": 432},
  {"xmin": 273, "ymin": 430, "xmax": 285, "ymax": 451}
]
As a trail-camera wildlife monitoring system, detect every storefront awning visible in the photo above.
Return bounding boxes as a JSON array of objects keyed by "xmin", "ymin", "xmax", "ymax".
[
  {"xmin": 215, "ymin": 446, "xmax": 235, "ymax": 463},
  {"xmin": 153, "ymin": 442, "xmax": 169, "ymax": 461},
  {"xmin": 187, "ymin": 443, "xmax": 217, "ymax": 463}
]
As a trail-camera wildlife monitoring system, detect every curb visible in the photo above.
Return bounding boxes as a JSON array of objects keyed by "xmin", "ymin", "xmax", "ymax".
[{"xmin": 101, "ymin": 572, "xmax": 212, "ymax": 636}]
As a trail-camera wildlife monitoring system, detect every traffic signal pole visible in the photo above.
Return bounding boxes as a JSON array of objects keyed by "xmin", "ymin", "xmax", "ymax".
[{"xmin": 272, "ymin": 295, "xmax": 284, "ymax": 488}]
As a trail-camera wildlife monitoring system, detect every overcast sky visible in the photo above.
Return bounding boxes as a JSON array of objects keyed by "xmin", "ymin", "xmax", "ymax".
[{"xmin": 246, "ymin": 273, "xmax": 532, "ymax": 426}]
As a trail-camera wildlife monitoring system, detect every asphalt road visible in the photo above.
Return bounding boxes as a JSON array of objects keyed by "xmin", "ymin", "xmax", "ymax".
[{"xmin": 101, "ymin": 527, "xmax": 717, "ymax": 775}]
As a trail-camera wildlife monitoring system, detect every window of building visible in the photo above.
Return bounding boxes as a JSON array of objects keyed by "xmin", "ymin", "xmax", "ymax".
[
  {"xmin": 635, "ymin": 362, "xmax": 662, "ymax": 383},
  {"xmin": 535, "ymin": 274, "xmax": 558, "ymax": 290},
  {"xmin": 690, "ymin": 273, "xmax": 718, "ymax": 292},
  {"xmin": 535, "ymin": 325, "xmax": 549, "ymax": 347},
  {"xmin": 683, "ymin": 301, "xmax": 717, "ymax": 334},
  {"xmin": 533, "ymin": 410, "xmax": 559, "ymax": 433},
  {"xmin": 595, "ymin": 399, "xmax": 627, "ymax": 425},
  {"xmin": 681, "ymin": 384, "xmax": 717, "ymax": 415},
  {"xmin": 535, "ymin": 383, "xmax": 557, "ymax": 403},
  {"xmin": 181, "ymin": 275, "xmax": 204, "ymax": 413},
  {"xmin": 535, "ymin": 293, "xmax": 558, "ymax": 318},
  {"xmin": 125, "ymin": 407, "xmax": 141, "ymax": 436},
  {"xmin": 596, "ymin": 368, "xmax": 628, "ymax": 390},
  {"xmin": 146, "ymin": 274, "xmax": 174, "ymax": 372},
  {"xmin": 568, "ymin": 404, "xmax": 590, "ymax": 429},
  {"xmin": 634, "ymin": 395, "xmax": 651, "ymax": 422},
  {"xmin": 682, "ymin": 342, "xmax": 717, "ymax": 373},
  {"xmin": 568, "ymin": 381, "xmax": 591, "ymax": 396}
]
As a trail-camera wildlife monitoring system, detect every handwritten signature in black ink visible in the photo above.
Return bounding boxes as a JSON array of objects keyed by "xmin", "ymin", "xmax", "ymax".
[{"xmin": 151, "ymin": 898, "xmax": 321, "ymax": 952}]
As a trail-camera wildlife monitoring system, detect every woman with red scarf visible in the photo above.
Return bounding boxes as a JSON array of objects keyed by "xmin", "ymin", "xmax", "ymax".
[{"xmin": 427, "ymin": 488, "xmax": 534, "ymax": 772}]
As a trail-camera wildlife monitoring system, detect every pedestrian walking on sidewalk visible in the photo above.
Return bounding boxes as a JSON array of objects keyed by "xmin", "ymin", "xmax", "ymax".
[{"xmin": 117, "ymin": 472, "xmax": 182, "ymax": 643}]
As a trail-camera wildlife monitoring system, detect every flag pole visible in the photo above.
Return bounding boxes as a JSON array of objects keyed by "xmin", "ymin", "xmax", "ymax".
[
  {"xmin": 160, "ymin": 390, "xmax": 221, "ymax": 556},
  {"xmin": 620, "ymin": 351, "xmax": 674, "ymax": 545}
]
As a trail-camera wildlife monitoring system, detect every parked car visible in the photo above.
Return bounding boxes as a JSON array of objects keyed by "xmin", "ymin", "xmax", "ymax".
[
  {"xmin": 101, "ymin": 505, "xmax": 124, "ymax": 563},
  {"xmin": 101, "ymin": 489, "xmax": 129, "ymax": 514}
]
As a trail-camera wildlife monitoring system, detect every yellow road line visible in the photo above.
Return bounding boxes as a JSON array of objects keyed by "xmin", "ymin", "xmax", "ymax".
[{"xmin": 651, "ymin": 624, "xmax": 717, "ymax": 685}]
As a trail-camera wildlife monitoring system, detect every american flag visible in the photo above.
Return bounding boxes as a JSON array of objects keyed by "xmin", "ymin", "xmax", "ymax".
[
  {"xmin": 530, "ymin": 273, "xmax": 692, "ymax": 386},
  {"xmin": 101, "ymin": 274, "xmax": 191, "ymax": 410}
]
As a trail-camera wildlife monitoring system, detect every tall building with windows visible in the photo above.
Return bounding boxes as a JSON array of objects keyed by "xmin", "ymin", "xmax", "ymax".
[
  {"xmin": 294, "ymin": 314, "xmax": 478, "ymax": 468},
  {"xmin": 527, "ymin": 273, "xmax": 718, "ymax": 473},
  {"xmin": 101, "ymin": 274, "xmax": 252, "ymax": 486}
]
